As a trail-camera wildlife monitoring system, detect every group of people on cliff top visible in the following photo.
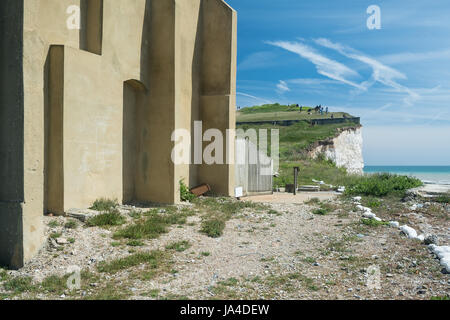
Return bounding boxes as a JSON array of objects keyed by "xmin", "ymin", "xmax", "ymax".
[{"xmin": 295, "ymin": 104, "xmax": 328, "ymax": 115}]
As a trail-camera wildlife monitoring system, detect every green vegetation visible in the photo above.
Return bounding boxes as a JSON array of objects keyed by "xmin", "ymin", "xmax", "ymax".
[
  {"xmin": 237, "ymin": 103, "xmax": 351, "ymax": 122},
  {"xmin": 200, "ymin": 218, "xmax": 226, "ymax": 238},
  {"xmin": 127, "ymin": 240, "xmax": 145, "ymax": 247},
  {"xmin": 114, "ymin": 207, "xmax": 190, "ymax": 240},
  {"xmin": 50, "ymin": 232, "xmax": 62, "ymax": 239},
  {"xmin": 3, "ymin": 276, "xmax": 34, "ymax": 294},
  {"xmin": 345, "ymin": 173, "xmax": 422, "ymax": 197},
  {"xmin": 430, "ymin": 295, "xmax": 450, "ymax": 300},
  {"xmin": 48, "ymin": 221, "xmax": 59, "ymax": 228},
  {"xmin": 361, "ymin": 218, "xmax": 389, "ymax": 227},
  {"xmin": 165, "ymin": 241, "xmax": 191, "ymax": 252},
  {"xmin": 86, "ymin": 209, "xmax": 126, "ymax": 227},
  {"xmin": 194, "ymin": 197, "xmax": 267, "ymax": 238},
  {"xmin": 64, "ymin": 220, "xmax": 78, "ymax": 229},
  {"xmin": 90, "ymin": 198, "xmax": 118, "ymax": 212},
  {"xmin": 97, "ymin": 250, "xmax": 166, "ymax": 274},
  {"xmin": 434, "ymin": 193, "xmax": 450, "ymax": 204},
  {"xmin": 180, "ymin": 180, "xmax": 196, "ymax": 202}
]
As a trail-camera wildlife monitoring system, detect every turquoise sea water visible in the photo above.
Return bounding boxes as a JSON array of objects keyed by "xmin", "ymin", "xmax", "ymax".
[{"xmin": 364, "ymin": 166, "xmax": 450, "ymax": 185}]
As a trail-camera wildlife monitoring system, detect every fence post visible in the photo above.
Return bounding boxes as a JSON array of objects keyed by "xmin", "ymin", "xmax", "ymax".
[{"xmin": 293, "ymin": 167, "xmax": 299, "ymax": 195}]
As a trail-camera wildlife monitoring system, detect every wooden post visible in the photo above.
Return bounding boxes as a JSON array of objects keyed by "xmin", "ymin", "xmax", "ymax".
[{"xmin": 293, "ymin": 167, "xmax": 299, "ymax": 195}]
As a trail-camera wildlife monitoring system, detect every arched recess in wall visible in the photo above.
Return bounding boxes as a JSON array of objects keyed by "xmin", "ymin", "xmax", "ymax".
[
  {"xmin": 123, "ymin": 79, "xmax": 146, "ymax": 204},
  {"xmin": 80, "ymin": 0, "xmax": 103, "ymax": 55}
]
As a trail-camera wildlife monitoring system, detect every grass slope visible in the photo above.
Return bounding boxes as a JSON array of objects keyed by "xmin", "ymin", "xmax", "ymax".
[{"xmin": 237, "ymin": 103, "xmax": 352, "ymax": 122}]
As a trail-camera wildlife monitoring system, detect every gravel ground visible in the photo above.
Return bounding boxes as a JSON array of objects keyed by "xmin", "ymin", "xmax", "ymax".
[{"xmin": 1, "ymin": 194, "xmax": 448, "ymax": 300}]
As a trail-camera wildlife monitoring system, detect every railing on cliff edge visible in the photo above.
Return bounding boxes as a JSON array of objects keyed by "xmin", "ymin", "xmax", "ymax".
[{"xmin": 236, "ymin": 117, "xmax": 361, "ymax": 127}]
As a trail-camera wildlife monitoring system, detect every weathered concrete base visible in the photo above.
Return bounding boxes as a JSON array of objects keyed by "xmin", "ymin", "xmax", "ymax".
[
  {"xmin": 0, "ymin": 203, "xmax": 23, "ymax": 269},
  {"xmin": 1, "ymin": 0, "xmax": 237, "ymax": 268}
]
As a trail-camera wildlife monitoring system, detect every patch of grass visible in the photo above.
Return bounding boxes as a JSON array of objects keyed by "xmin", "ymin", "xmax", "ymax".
[
  {"xmin": 48, "ymin": 221, "xmax": 59, "ymax": 228},
  {"xmin": 194, "ymin": 197, "xmax": 267, "ymax": 238},
  {"xmin": 165, "ymin": 241, "xmax": 191, "ymax": 252},
  {"xmin": 0, "ymin": 269, "xmax": 8, "ymax": 281},
  {"xmin": 430, "ymin": 295, "xmax": 449, "ymax": 300},
  {"xmin": 84, "ymin": 284, "xmax": 131, "ymax": 300},
  {"xmin": 200, "ymin": 218, "xmax": 226, "ymax": 238},
  {"xmin": 128, "ymin": 211, "xmax": 142, "ymax": 219},
  {"xmin": 64, "ymin": 220, "xmax": 78, "ymax": 229},
  {"xmin": 40, "ymin": 275, "xmax": 67, "ymax": 295},
  {"xmin": 363, "ymin": 197, "xmax": 382, "ymax": 209},
  {"xmin": 86, "ymin": 209, "xmax": 126, "ymax": 227},
  {"xmin": 313, "ymin": 208, "xmax": 328, "ymax": 215},
  {"xmin": 127, "ymin": 240, "xmax": 144, "ymax": 247},
  {"xmin": 97, "ymin": 250, "xmax": 166, "ymax": 274},
  {"xmin": 144, "ymin": 289, "xmax": 160, "ymax": 298},
  {"xmin": 219, "ymin": 277, "xmax": 239, "ymax": 286},
  {"xmin": 265, "ymin": 273, "xmax": 318, "ymax": 292},
  {"xmin": 305, "ymin": 198, "xmax": 321, "ymax": 205},
  {"xmin": 361, "ymin": 218, "xmax": 389, "ymax": 227},
  {"xmin": 201, "ymin": 252, "xmax": 211, "ymax": 257},
  {"xmin": 90, "ymin": 198, "xmax": 118, "ymax": 212},
  {"xmin": 434, "ymin": 194, "xmax": 450, "ymax": 204},
  {"xmin": 3, "ymin": 276, "xmax": 34, "ymax": 294},
  {"xmin": 68, "ymin": 238, "xmax": 75, "ymax": 244},
  {"xmin": 302, "ymin": 257, "xmax": 317, "ymax": 264},
  {"xmin": 50, "ymin": 232, "xmax": 62, "ymax": 239},
  {"xmin": 114, "ymin": 209, "xmax": 188, "ymax": 240}
]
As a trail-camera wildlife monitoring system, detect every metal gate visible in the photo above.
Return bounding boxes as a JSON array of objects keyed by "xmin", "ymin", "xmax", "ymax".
[{"xmin": 235, "ymin": 138, "xmax": 273, "ymax": 197}]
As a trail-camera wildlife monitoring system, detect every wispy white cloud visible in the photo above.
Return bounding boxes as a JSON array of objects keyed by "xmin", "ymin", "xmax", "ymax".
[
  {"xmin": 276, "ymin": 80, "xmax": 290, "ymax": 93},
  {"xmin": 379, "ymin": 49, "xmax": 450, "ymax": 65},
  {"xmin": 266, "ymin": 40, "xmax": 365, "ymax": 89},
  {"xmin": 314, "ymin": 38, "xmax": 420, "ymax": 105},
  {"xmin": 238, "ymin": 51, "xmax": 279, "ymax": 70},
  {"xmin": 236, "ymin": 92, "xmax": 274, "ymax": 105}
]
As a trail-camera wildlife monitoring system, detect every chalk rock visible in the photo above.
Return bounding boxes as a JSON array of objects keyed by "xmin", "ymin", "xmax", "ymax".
[
  {"xmin": 389, "ymin": 221, "xmax": 400, "ymax": 228},
  {"xmin": 400, "ymin": 225, "xmax": 418, "ymax": 239},
  {"xmin": 429, "ymin": 245, "xmax": 450, "ymax": 273}
]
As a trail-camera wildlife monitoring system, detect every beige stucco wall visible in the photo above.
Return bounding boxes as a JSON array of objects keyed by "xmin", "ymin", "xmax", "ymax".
[{"xmin": 1, "ymin": 0, "xmax": 236, "ymax": 269}]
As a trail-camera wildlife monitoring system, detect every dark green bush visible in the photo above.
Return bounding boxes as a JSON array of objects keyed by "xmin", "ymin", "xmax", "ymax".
[{"xmin": 345, "ymin": 173, "xmax": 422, "ymax": 197}]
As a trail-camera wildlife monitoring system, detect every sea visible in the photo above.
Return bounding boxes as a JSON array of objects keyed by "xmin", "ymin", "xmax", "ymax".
[{"xmin": 364, "ymin": 166, "xmax": 450, "ymax": 185}]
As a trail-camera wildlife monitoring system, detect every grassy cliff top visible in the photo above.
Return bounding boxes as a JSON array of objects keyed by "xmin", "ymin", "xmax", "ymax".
[{"xmin": 237, "ymin": 103, "xmax": 354, "ymax": 123}]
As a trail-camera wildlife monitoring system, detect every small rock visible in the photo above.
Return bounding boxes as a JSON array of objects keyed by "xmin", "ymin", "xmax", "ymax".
[
  {"xmin": 313, "ymin": 262, "xmax": 320, "ymax": 267},
  {"xmin": 386, "ymin": 273, "xmax": 394, "ymax": 278},
  {"xmin": 423, "ymin": 235, "xmax": 438, "ymax": 245},
  {"xmin": 56, "ymin": 238, "xmax": 68, "ymax": 245},
  {"xmin": 347, "ymin": 288, "xmax": 353, "ymax": 292}
]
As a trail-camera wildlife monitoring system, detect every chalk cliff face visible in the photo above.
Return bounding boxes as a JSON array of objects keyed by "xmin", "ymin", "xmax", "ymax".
[{"xmin": 309, "ymin": 127, "xmax": 364, "ymax": 175}]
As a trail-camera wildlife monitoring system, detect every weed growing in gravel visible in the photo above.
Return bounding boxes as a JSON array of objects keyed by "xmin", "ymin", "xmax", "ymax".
[
  {"xmin": 90, "ymin": 198, "xmax": 119, "ymax": 211},
  {"xmin": 114, "ymin": 208, "xmax": 190, "ymax": 240},
  {"xmin": 200, "ymin": 218, "xmax": 226, "ymax": 238},
  {"xmin": 127, "ymin": 240, "xmax": 145, "ymax": 247},
  {"xmin": 86, "ymin": 209, "xmax": 126, "ymax": 227},
  {"xmin": 48, "ymin": 221, "xmax": 59, "ymax": 228},
  {"xmin": 97, "ymin": 250, "xmax": 166, "ymax": 274},
  {"xmin": 64, "ymin": 220, "xmax": 78, "ymax": 229},
  {"xmin": 3, "ymin": 276, "xmax": 34, "ymax": 294},
  {"xmin": 180, "ymin": 180, "xmax": 196, "ymax": 202},
  {"xmin": 361, "ymin": 218, "xmax": 389, "ymax": 227},
  {"xmin": 165, "ymin": 241, "xmax": 191, "ymax": 252},
  {"xmin": 50, "ymin": 232, "xmax": 62, "ymax": 239},
  {"xmin": 194, "ymin": 197, "xmax": 268, "ymax": 238}
]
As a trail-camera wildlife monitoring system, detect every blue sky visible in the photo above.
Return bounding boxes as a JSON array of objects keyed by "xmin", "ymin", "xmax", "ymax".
[{"xmin": 227, "ymin": 0, "xmax": 450, "ymax": 166}]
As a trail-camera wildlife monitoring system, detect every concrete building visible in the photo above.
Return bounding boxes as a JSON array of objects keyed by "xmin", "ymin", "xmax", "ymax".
[{"xmin": 0, "ymin": 0, "xmax": 236, "ymax": 269}]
